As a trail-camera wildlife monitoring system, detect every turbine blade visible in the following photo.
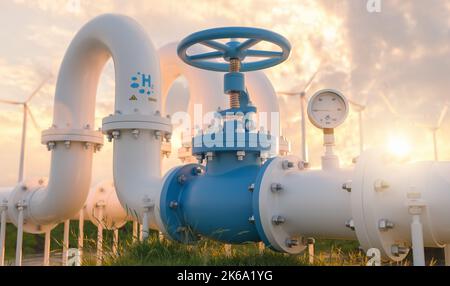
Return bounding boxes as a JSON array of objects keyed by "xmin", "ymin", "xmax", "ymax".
[
  {"xmin": 26, "ymin": 105, "xmax": 40, "ymax": 130},
  {"xmin": 378, "ymin": 92, "xmax": 399, "ymax": 117},
  {"xmin": 348, "ymin": 99, "xmax": 365, "ymax": 110},
  {"xmin": 0, "ymin": 99, "xmax": 22, "ymax": 105},
  {"xmin": 437, "ymin": 103, "xmax": 449, "ymax": 128},
  {"xmin": 26, "ymin": 75, "xmax": 51, "ymax": 103},
  {"xmin": 302, "ymin": 66, "xmax": 321, "ymax": 94}
]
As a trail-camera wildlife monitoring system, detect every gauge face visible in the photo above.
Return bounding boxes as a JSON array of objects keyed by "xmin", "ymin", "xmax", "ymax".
[{"xmin": 307, "ymin": 89, "xmax": 349, "ymax": 129}]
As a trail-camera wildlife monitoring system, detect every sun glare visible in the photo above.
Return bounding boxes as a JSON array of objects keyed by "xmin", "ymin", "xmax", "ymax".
[{"xmin": 387, "ymin": 135, "xmax": 412, "ymax": 157}]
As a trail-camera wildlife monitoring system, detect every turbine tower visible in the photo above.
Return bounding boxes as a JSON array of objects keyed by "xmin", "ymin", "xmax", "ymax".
[
  {"xmin": 278, "ymin": 66, "xmax": 320, "ymax": 163},
  {"xmin": 0, "ymin": 74, "xmax": 51, "ymax": 182}
]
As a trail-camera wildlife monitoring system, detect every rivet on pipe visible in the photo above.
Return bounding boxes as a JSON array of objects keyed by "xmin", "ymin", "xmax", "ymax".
[
  {"xmin": 282, "ymin": 160, "xmax": 294, "ymax": 170},
  {"xmin": 248, "ymin": 183, "xmax": 255, "ymax": 192},
  {"xmin": 206, "ymin": 152, "xmax": 214, "ymax": 162},
  {"xmin": 391, "ymin": 244, "xmax": 409, "ymax": 257},
  {"xmin": 112, "ymin": 130, "xmax": 120, "ymax": 140},
  {"xmin": 169, "ymin": 201, "xmax": 179, "ymax": 209},
  {"xmin": 248, "ymin": 215, "xmax": 255, "ymax": 224},
  {"xmin": 342, "ymin": 181, "xmax": 352, "ymax": 192},
  {"xmin": 64, "ymin": 141, "xmax": 71, "ymax": 149},
  {"xmin": 286, "ymin": 238, "xmax": 299, "ymax": 248},
  {"xmin": 236, "ymin": 151, "xmax": 246, "ymax": 161},
  {"xmin": 178, "ymin": 175, "xmax": 187, "ymax": 185},
  {"xmin": 345, "ymin": 219, "xmax": 355, "ymax": 231},
  {"xmin": 374, "ymin": 179, "xmax": 390, "ymax": 192},
  {"xmin": 270, "ymin": 183, "xmax": 283, "ymax": 193},
  {"xmin": 84, "ymin": 142, "xmax": 91, "ymax": 150},
  {"xmin": 378, "ymin": 219, "xmax": 395, "ymax": 231},
  {"xmin": 193, "ymin": 166, "xmax": 203, "ymax": 175},
  {"xmin": 272, "ymin": 215, "xmax": 286, "ymax": 225},
  {"xmin": 47, "ymin": 141, "xmax": 56, "ymax": 151},
  {"xmin": 131, "ymin": 129, "xmax": 140, "ymax": 139}
]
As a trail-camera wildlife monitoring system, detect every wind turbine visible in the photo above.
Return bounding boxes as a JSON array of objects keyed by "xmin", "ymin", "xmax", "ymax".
[
  {"xmin": 278, "ymin": 66, "xmax": 320, "ymax": 163},
  {"xmin": 0, "ymin": 74, "xmax": 51, "ymax": 182},
  {"xmin": 415, "ymin": 103, "xmax": 448, "ymax": 161}
]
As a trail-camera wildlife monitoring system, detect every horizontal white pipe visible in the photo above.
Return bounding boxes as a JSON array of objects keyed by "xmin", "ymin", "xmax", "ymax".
[{"xmin": 275, "ymin": 169, "xmax": 355, "ymax": 240}]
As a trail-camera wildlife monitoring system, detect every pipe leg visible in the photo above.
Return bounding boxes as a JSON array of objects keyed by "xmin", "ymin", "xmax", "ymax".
[
  {"xmin": 142, "ymin": 211, "xmax": 149, "ymax": 240},
  {"xmin": 445, "ymin": 245, "xmax": 450, "ymax": 266},
  {"xmin": 96, "ymin": 207, "xmax": 104, "ymax": 266},
  {"xmin": 113, "ymin": 229, "xmax": 119, "ymax": 255},
  {"xmin": 307, "ymin": 238, "xmax": 315, "ymax": 264},
  {"xmin": 62, "ymin": 220, "xmax": 70, "ymax": 266},
  {"xmin": 15, "ymin": 204, "xmax": 24, "ymax": 266},
  {"xmin": 0, "ymin": 206, "xmax": 7, "ymax": 266},
  {"xmin": 258, "ymin": 242, "xmax": 265, "ymax": 254},
  {"xmin": 43, "ymin": 230, "xmax": 51, "ymax": 266},
  {"xmin": 411, "ymin": 215, "xmax": 425, "ymax": 266},
  {"xmin": 224, "ymin": 244, "xmax": 232, "ymax": 257},
  {"xmin": 78, "ymin": 210, "xmax": 84, "ymax": 262},
  {"xmin": 132, "ymin": 221, "xmax": 138, "ymax": 242}
]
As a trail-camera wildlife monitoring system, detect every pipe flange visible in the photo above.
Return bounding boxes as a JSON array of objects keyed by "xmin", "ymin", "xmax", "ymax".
[
  {"xmin": 160, "ymin": 164, "xmax": 205, "ymax": 243},
  {"xmin": 7, "ymin": 178, "xmax": 56, "ymax": 234},
  {"xmin": 41, "ymin": 128, "xmax": 104, "ymax": 145},
  {"xmin": 253, "ymin": 156, "xmax": 307, "ymax": 254},
  {"xmin": 102, "ymin": 113, "xmax": 172, "ymax": 134},
  {"xmin": 85, "ymin": 181, "xmax": 128, "ymax": 230},
  {"xmin": 351, "ymin": 150, "xmax": 412, "ymax": 261}
]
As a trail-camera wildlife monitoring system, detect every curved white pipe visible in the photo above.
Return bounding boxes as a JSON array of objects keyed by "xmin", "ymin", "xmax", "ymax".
[{"xmin": 6, "ymin": 14, "xmax": 164, "ymax": 233}]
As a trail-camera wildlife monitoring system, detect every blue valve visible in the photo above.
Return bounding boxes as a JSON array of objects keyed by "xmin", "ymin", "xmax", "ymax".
[{"xmin": 159, "ymin": 28, "xmax": 292, "ymax": 246}]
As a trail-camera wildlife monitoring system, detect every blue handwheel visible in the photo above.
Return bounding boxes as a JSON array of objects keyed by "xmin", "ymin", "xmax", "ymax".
[{"xmin": 177, "ymin": 27, "xmax": 291, "ymax": 72}]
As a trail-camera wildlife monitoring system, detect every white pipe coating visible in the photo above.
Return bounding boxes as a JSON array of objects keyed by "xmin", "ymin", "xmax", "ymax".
[{"xmin": 411, "ymin": 215, "xmax": 425, "ymax": 266}]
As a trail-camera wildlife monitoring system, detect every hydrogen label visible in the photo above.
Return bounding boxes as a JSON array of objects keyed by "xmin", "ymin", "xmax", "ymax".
[{"xmin": 129, "ymin": 72, "xmax": 156, "ymax": 102}]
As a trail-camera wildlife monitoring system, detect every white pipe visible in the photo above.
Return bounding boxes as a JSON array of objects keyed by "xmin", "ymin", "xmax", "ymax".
[
  {"xmin": 7, "ymin": 14, "xmax": 166, "ymax": 236},
  {"xmin": 15, "ymin": 203, "xmax": 24, "ymax": 266},
  {"xmin": 62, "ymin": 220, "xmax": 70, "ymax": 266},
  {"xmin": 411, "ymin": 215, "xmax": 425, "ymax": 266},
  {"xmin": 43, "ymin": 230, "xmax": 51, "ymax": 266}
]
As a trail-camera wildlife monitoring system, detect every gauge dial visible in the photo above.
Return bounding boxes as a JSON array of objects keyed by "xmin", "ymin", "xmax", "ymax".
[{"xmin": 307, "ymin": 89, "xmax": 349, "ymax": 129}]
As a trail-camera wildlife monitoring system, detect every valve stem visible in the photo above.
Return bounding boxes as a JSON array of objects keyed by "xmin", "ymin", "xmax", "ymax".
[{"xmin": 229, "ymin": 58, "xmax": 241, "ymax": 109}]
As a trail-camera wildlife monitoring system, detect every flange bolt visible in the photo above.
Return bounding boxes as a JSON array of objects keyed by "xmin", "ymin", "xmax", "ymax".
[
  {"xmin": 272, "ymin": 215, "xmax": 286, "ymax": 225},
  {"xmin": 345, "ymin": 219, "xmax": 355, "ymax": 231},
  {"xmin": 378, "ymin": 219, "xmax": 395, "ymax": 231}
]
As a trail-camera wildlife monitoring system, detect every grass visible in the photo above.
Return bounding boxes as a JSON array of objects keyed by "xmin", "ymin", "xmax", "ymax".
[{"xmin": 98, "ymin": 231, "xmax": 367, "ymax": 266}]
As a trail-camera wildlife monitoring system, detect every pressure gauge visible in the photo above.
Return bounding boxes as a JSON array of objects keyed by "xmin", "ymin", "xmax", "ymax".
[{"xmin": 307, "ymin": 89, "xmax": 349, "ymax": 129}]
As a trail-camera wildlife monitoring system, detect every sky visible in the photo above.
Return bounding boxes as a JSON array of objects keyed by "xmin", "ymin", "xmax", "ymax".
[{"xmin": 0, "ymin": 0, "xmax": 449, "ymax": 186}]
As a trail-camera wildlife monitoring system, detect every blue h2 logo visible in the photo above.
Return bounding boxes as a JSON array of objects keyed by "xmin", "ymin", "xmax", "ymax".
[{"xmin": 129, "ymin": 72, "xmax": 155, "ymax": 101}]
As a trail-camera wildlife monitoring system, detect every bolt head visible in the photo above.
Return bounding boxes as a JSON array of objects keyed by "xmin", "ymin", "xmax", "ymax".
[
  {"xmin": 282, "ymin": 160, "xmax": 294, "ymax": 170},
  {"xmin": 378, "ymin": 219, "xmax": 395, "ymax": 231},
  {"xmin": 272, "ymin": 215, "xmax": 286, "ymax": 225},
  {"xmin": 248, "ymin": 215, "xmax": 255, "ymax": 224},
  {"xmin": 248, "ymin": 183, "xmax": 255, "ymax": 192},
  {"xmin": 178, "ymin": 174, "xmax": 187, "ymax": 185},
  {"xmin": 169, "ymin": 201, "xmax": 179, "ymax": 209},
  {"xmin": 270, "ymin": 183, "xmax": 283, "ymax": 193},
  {"xmin": 286, "ymin": 238, "xmax": 299, "ymax": 248},
  {"xmin": 345, "ymin": 219, "xmax": 355, "ymax": 231}
]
